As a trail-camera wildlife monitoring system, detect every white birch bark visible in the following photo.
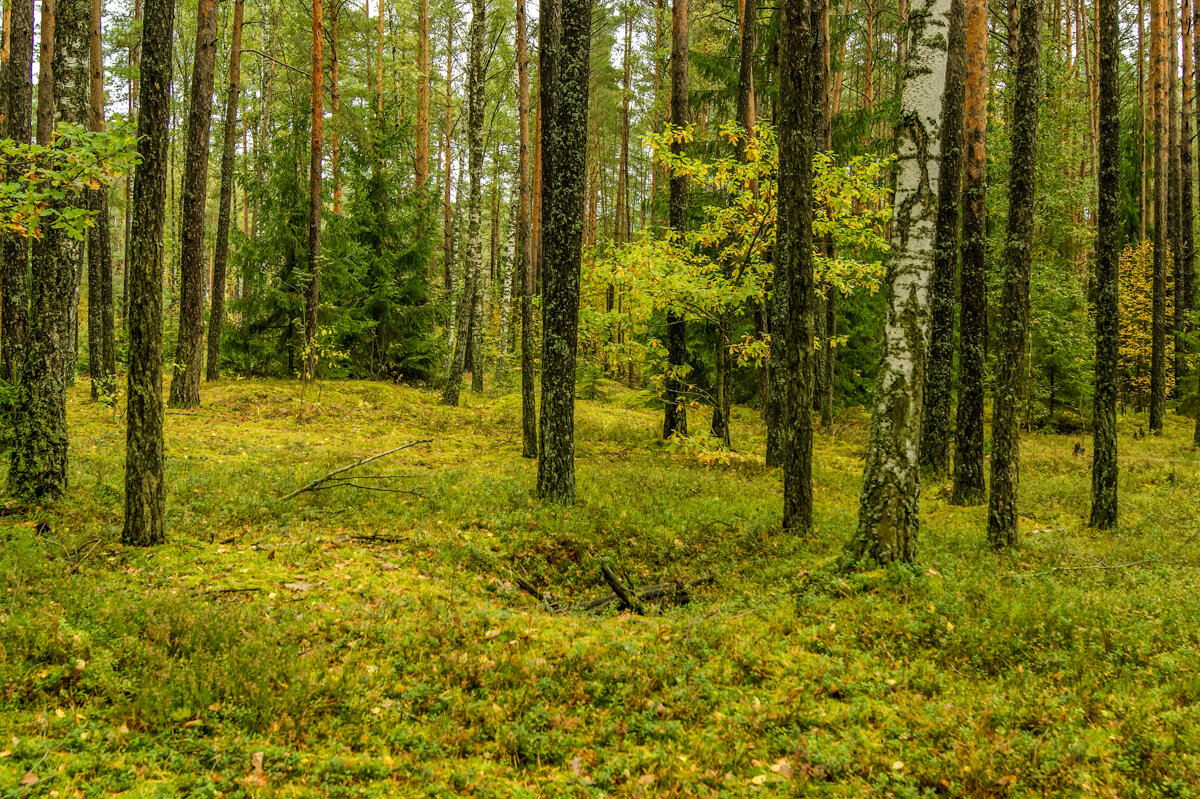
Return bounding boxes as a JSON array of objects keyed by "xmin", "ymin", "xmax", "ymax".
[{"xmin": 851, "ymin": 0, "xmax": 952, "ymax": 563}]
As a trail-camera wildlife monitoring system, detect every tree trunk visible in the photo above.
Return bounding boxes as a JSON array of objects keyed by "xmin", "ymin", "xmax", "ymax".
[
  {"xmin": 1182, "ymin": 0, "xmax": 1193, "ymax": 385},
  {"xmin": 330, "ymin": 5, "xmax": 341, "ymax": 214},
  {"xmin": 8, "ymin": 0, "xmax": 86, "ymax": 499},
  {"xmin": 779, "ymin": 0, "xmax": 815, "ymax": 531},
  {"xmin": 849, "ymin": 0, "xmax": 953, "ymax": 564},
  {"xmin": 919, "ymin": 0, "xmax": 966, "ymax": 476},
  {"xmin": 987, "ymin": 0, "xmax": 1043, "ymax": 548},
  {"xmin": 443, "ymin": 14, "xmax": 453, "ymax": 301},
  {"xmin": 443, "ymin": 0, "xmax": 485, "ymax": 405},
  {"xmin": 536, "ymin": 0, "xmax": 591, "ymax": 502},
  {"xmin": 1151, "ymin": 0, "xmax": 1168, "ymax": 431},
  {"xmin": 121, "ymin": 0, "xmax": 142, "ymax": 326},
  {"xmin": 1091, "ymin": 0, "xmax": 1119, "ymax": 529},
  {"xmin": 305, "ymin": 0, "xmax": 323, "ymax": 380},
  {"xmin": 167, "ymin": 0, "xmax": 217, "ymax": 408},
  {"xmin": 123, "ymin": 0, "xmax": 173, "ymax": 546},
  {"xmin": 0, "ymin": 0, "xmax": 32, "ymax": 383},
  {"xmin": 496, "ymin": 188, "xmax": 516, "ymax": 378},
  {"xmin": 517, "ymin": 0, "xmax": 537, "ymax": 458},
  {"xmin": 206, "ymin": 0, "xmax": 243, "ymax": 382},
  {"xmin": 663, "ymin": 0, "xmax": 688, "ymax": 440},
  {"xmin": 1171, "ymin": 0, "xmax": 1183, "ymax": 396},
  {"xmin": 416, "ymin": 0, "xmax": 429, "ymax": 194},
  {"xmin": 951, "ymin": 0, "xmax": 987, "ymax": 506},
  {"xmin": 34, "ymin": 0, "xmax": 52, "ymax": 146},
  {"xmin": 86, "ymin": 0, "xmax": 114, "ymax": 399}
]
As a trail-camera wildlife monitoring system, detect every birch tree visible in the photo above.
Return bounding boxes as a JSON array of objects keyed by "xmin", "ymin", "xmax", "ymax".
[{"xmin": 849, "ymin": 0, "xmax": 953, "ymax": 564}]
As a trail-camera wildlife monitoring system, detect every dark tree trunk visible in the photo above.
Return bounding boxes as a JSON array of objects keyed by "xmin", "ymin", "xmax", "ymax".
[
  {"xmin": 1150, "ymin": 0, "xmax": 1167, "ymax": 432},
  {"xmin": 1183, "ymin": 0, "xmax": 1195, "ymax": 370},
  {"xmin": 305, "ymin": 0, "xmax": 323, "ymax": 380},
  {"xmin": 536, "ymin": 0, "xmax": 591, "ymax": 502},
  {"xmin": 86, "ymin": 0, "xmax": 115, "ymax": 399},
  {"xmin": 517, "ymin": 0, "xmax": 536, "ymax": 458},
  {"xmin": 9, "ymin": 0, "xmax": 87, "ymax": 499},
  {"xmin": 779, "ymin": 0, "xmax": 815, "ymax": 531},
  {"xmin": 662, "ymin": 0, "xmax": 688, "ymax": 440},
  {"xmin": 34, "ymin": 0, "xmax": 52, "ymax": 146},
  {"xmin": 0, "ymin": 0, "xmax": 32, "ymax": 383},
  {"xmin": 124, "ymin": 0, "xmax": 173, "ymax": 546},
  {"xmin": 951, "ymin": 0, "xmax": 987, "ymax": 506},
  {"xmin": 919, "ymin": 0, "xmax": 966, "ymax": 476},
  {"xmin": 987, "ymin": 0, "xmax": 1042, "ymax": 548},
  {"xmin": 1091, "ymin": 0, "xmax": 1118, "ymax": 529},
  {"xmin": 1170, "ymin": 0, "xmax": 1183, "ymax": 397},
  {"xmin": 207, "ymin": 0, "xmax": 243, "ymax": 382},
  {"xmin": 167, "ymin": 0, "xmax": 216, "ymax": 408}
]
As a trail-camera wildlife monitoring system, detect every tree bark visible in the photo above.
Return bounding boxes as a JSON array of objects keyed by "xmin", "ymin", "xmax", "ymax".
[
  {"xmin": 34, "ymin": 0, "xmax": 52, "ymax": 146},
  {"xmin": 1171, "ymin": 0, "xmax": 1184, "ymax": 396},
  {"xmin": 919, "ymin": 0, "xmax": 966, "ymax": 476},
  {"xmin": 987, "ymin": 0, "xmax": 1042, "ymax": 548},
  {"xmin": 167, "ymin": 0, "xmax": 217, "ymax": 408},
  {"xmin": 207, "ymin": 0, "xmax": 243, "ymax": 382},
  {"xmin": 416, "ymin": 0, "xmax": 430, "ymax": 193},
  {"xmin": 1151, "ymin": 0, "xmax": 1168, "ymax": 431},
  {"xmin": 8, "ymin": 0, "xmax": 86, "ymax": 499},
  {"xmin": 86, "ymin": 0, "xmax": 114, "ymax": 399},
  {"xmin": 121, "ymin": 0, "xmax": 141, "ymax": 326},
  {"xmin": 443, "ymin": 13, "xmax": 454, "ymax": 303},
  {"xmin": 0, "ymin": 0, "xmax": 32, "ymax": 383},
  {"xmin": 517, "ymin": 0, "xmax": 537, "ymax": 458},
  {"xmin": 123, "ymin": 0, "xmax": 173, "ymax": 546},
  {"xmin": 442, "ymin": 0, "xmax": 486, "ymax": 405},
  {"xmin": 330, "ymin": 5, "xmax": 341, "ymax": 214},
  {"xmin": 779, "ymin": 0, "xmax": 815, "ymax": 531},
  {"xmin": 663, "ymin": 0, "xmax": 688, "ymax": 440},
  {"xmin": 849, "ymin": 0, "xmax": 953, "ymax": 564},
  {"xmin": 950, "ymin": 0, "xmax": 987, "ymax": 506},
  {"xmin": 305, "ymin": 0, "xmax": 323, "ymax": 380},
  {"xmin": 1091, "ymin": 0, "xmax": 1119, "ymax": 529},
  {"xmin": 536, "ymin": 0, "xmax": 591, "ymax": 502}
]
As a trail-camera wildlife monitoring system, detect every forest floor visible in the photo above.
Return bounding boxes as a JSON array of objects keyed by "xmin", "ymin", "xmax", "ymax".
[{"xmin": 2, "ymin": 377, "xmax": 1200, "ymax": 797}]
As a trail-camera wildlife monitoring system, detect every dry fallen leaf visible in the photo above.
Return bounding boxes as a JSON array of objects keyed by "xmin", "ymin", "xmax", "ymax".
[{"xmin": 20, "ymin": 772, "xmax": 38, "ymax": 786}]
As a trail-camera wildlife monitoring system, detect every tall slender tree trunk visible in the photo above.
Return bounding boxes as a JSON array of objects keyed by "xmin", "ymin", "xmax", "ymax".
[
  {"xmin": 417, "ymin": 0, "xmax": 430, "ymax": 191},
  {"xmin": 779, "ymin": 0, "xmax": 814, "ymax": 531},
  {"xmin": 305, "ymin": 0, "xmax": 324, "ymax": 379},
  {"xmin": 849, "ymin": 0, "xmax": 952, "ymax": 564},
  {"xmin": 376, "ymin": 0, "xmax": 384, "ymax": 116},
  {"xmin": 443, "ymin": 0, "xmax": 485, "ymax": 405},
  {"xmin": 536, "ymin": 0, "xmax": 591, "ymax": 502},
  {"xmin": 0, "ymin": 0, "xmax": 32, "ymax": 382},
  {"xmin": 1141, "ymin": 0, "xmax": 1147, "ymax": 241},
  {"xmin": 919, "ymin": 0, "xmax": 966, "ymax": 476},
  {"xmin": 517, "ymin": 0, "xmax": 537, "ymax": 458},
  {"xmin": 35, "ymin": 0, "xmax": 52, "ymax": 146},
  {"xmin": 121, "ymin": 0, "xmax": 141, "ymax": 325},
  {"xmin": 443, "ymin": 15, "xmax": 454, "ymax": 302},
  {"xmin": 1171, "ymin": 0, "xmax": 1184, "ymax": 395},
  {"xmin": 86, "ymin": 0, "xmax": 114, "ymax": 398},
  {"xmin": 1091, "ymin": 0, "xmax": 1119, "ymax": 529},
  {"xmin": 206, "ymin": 0, "xmax": 243, "ymax": 382},
  {"xmin": 1151, "ymin": 0, "xmax": 1168, "ymax": 431},
  {"xmin": 124, "ymin": 0, "xmax": 173, "ymax": 546},
  {"xmin": 987, "ymin": 0, "xmax": 1043, "ymax": 548},
  {"xmin": 330, "ymin": 5, "xmax": 341, "ymax": 214},
  {"xmin": 167, "ymin": 0, "xmax": 217, "ymax": 408},
  {"xmin": 951, "ymin": 0, "xmax": 987, "ymax": 506},
  {"xmin": 817, "ymin": 0, "xmax": 835, "ymax": 430},
  {"xmin": 662, "ymin": 0, "xmax": 688, "ymax": 440},
  {"xmin": 9, "ymin": 0, "xmax": 86, "ymax": 498},
  {"xmin": 1182, "ymin": 0, "xmax": 1194, "ymax": 385}
]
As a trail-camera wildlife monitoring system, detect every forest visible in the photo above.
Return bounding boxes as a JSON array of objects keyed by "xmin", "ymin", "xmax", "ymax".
[{"xmin": 2, "ymin": 0, "xmax": 1200, "ymax": 789}]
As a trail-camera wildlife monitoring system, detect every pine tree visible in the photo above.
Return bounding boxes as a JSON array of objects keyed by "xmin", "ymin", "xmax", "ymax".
[
  {"xmin": 305, "ymin": 0, "xmax": 324, "ymax": 380},
  {"xmin": 167, "ymin": 0, "xmax": 217, "ymax": 408},
  {"xmin": 1150, "ymin": 0, "xmax": 1168, "ymax": 432},
  {"xmin": 662, "ymin": 0, "xmax": 688, "ymax": 440},
  {"xmin": 537, "ymin": 0, "xmax": 592, "ymax": 502},
  {"xmin": 517, "ymin": 0, "xmax": 537, "ymax": 458},
  {"xmin": 0, "ymin": 0, "xmax": 32, "ymax": 382},
  {"xmin": 987, "ymin": 0, "xmax": 1043, "ymax": 548}
]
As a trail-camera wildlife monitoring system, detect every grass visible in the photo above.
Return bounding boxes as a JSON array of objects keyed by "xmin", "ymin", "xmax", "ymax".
[{"xmin": 2, "ymin": 377, "xmax": 1200, "ymax": 797}]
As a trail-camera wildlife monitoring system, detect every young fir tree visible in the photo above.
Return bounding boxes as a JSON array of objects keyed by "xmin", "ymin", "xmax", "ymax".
[
  {"xmin": 919, "ymin": 0, "xmax": 966, "ymax": 476},
  {"xmin": 950, "ymin": 0, "xmax": 987, "ymax": 506},
  {"xmin": 987, "ymin": 0, "xmax": 1043, "ymax": 548},
  {"xmin": 536, "ymin": 0, "xmax": 592, "ymax": 502},
  {"xmin": 167, "ymin": 0, "xmax": 217, "ymax": 408},
  {"xmin": 207, "ymin": 0, "xmax": 245, "ymax": 381},
  {"xmin": 124, "ymin": 0, "xmax": 175, "ymax": 545},
  {"xmin": 1091, "ymin": 0, "xmax": 1120, "ymax": 530},
  {"xmin": 849, "ymin": 0, "xmax": 953, "ymax": 564}
]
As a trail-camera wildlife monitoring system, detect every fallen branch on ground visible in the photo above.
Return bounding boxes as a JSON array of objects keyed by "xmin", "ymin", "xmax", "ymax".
[
  {"xmin": 600, "ymin": 562, "xmax": 645, "ymax": 615},
  {"xmin": 574, "ymin": 575, "xmax": 714, "ymax": 613},
  {"xmin": 281, "ymin": 440, "xmax": 433, "ymax": 500}
]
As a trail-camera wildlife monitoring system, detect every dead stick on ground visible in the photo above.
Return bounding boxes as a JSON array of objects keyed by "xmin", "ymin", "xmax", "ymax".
[
  {"xmin": 600, "ymin": 562, "xmax": 645, "ymax": 615},
  {"xmin": 281, "ymin": 440, "xmax": 433, "ymax": 500}
]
